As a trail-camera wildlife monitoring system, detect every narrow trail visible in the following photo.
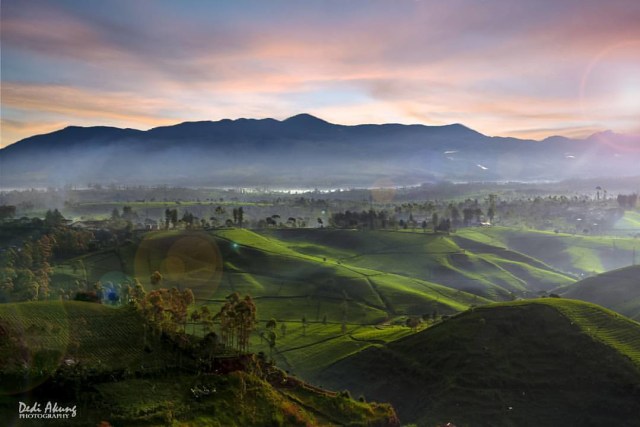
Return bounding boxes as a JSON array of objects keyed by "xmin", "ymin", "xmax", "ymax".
[
  {"xmin": 348, "ymin": 334, "xmax": 387, "ymax": 345},
  {"xmin": 366, "ymin": 277, "xmax": 396, "ymax": 315},
  {"xmin": 277, "ymin": 332, "xmax": 352, "ymax": 354}
]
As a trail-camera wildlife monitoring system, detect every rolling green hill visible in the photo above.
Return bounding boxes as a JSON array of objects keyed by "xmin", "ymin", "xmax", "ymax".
[
  {"xmin": 0, "ymin": 301, "xmax": 399, "ymax": 426},
  {"xmin": 562, "ymin": 265, "xmax": 640, "ymax": 320},
  {"xmin": 615, "ymin": 211, "xmax": 640, "ymax": 231},
  {"xmin": 54, "ymin": 229, "xmax": 490, "ymax": 322},
  {"xmin": 47, "ymin": 228, "xmax": 583, "ymax": 383},
  {"xmin": 316, "ymin": 298, "xmax": 640, "ymax": 426},
  {"xmin": 265, "ymin": 229, "xmax": 574, "ymax": 299},
  {"xmin": 457, "ymin": 226, "xmax": 639, "ymax": 276},
  {"xmin": 0, "ymin": 301, "xmax": 174, "ymax": 395}
]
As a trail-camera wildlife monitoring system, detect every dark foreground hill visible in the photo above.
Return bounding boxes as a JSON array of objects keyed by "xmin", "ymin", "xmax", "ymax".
[
  {"xmin": 563, "ymin": 265, "xmax": 640, "ymax": 320},
  {"xmin": 2, "ymin": 114, "xmax": 639, "ymax": 187},
  {"xmin": 0, "ymin": 301, "xmax": 399, "ymax": 426},
  {"xmin": 316, "ymin": 298, "xmax": 640, "ymax": 427}
]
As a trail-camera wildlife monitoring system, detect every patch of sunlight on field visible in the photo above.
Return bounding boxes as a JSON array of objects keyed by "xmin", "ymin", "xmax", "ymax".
[
  {"xmin": 564, "ymin": 246, "xmax": 604, "ymax": 273},
  {"xmin": 615, "ymin": 211, "xmax": 640, "ymax": 230}
]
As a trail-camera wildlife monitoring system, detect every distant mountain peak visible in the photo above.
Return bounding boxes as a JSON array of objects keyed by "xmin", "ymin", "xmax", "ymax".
[
  {"xmin": 440, "ymin": 122, "xmax": 485, "ymax": 137},
  {"xmin": 2, "ymin": 113, "xmax": 639, "ymax": 188},
  {"xmin": 283, "ymin": 113, "xmax": 330, "ymax": 125}
]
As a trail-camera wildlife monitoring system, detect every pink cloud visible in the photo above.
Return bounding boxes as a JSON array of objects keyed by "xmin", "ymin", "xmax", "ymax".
[{"xmin": 2, "ymin": 0, "xmax": 639, "ymax": 145}]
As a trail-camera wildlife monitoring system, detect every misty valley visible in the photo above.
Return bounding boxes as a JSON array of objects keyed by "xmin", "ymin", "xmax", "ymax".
[{"xmin": 1, "ymin": 176, "xmax": 640, "ymax": 426}]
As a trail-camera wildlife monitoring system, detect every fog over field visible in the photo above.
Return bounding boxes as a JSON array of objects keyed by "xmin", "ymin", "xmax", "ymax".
[{"xmin": 2, "ymin": 114, "xmax": 639, "ymax": 189}]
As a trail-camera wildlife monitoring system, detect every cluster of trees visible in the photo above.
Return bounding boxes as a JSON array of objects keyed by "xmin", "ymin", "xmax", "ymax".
[
  {"xmin": 135, "ymin": 286, "xmax": 195, "ymax": 336},
  {"xmin": 44, "ymin": 208, "xmax": 65, "ymax": 227},
  {"xmin": 50, "ymin": 226, "xmax": 93, "ymax": 257},
  {"xmin": 109, "ymin": 206, "xmax": 139, "ymax": 230},
  {"xmin": 232, "ymin": 207, "xmax": 244, "ymax": 227},
  {"xmin": 161, "ymin": 206, "xmax": 247, "ymax": 230},
  {"xmin": 164, "ymin": 208, "xmax": 179, "ymax": 229},
  {"xmin": 328, "ymin": 199, "xmax": 494, "ymax": 231},
  {"xmin": 186, "ymin": 293, "xmax": 260, "ymax": 355},
  {"xmin": 255, "ymin": 214, "xmax": 309, "ymax": 228},
  {"xmin": 216, "ymin": 292, "xmax": 257, "ymax": 354},
  {"xmin": 330, "ymin": 210, "xmax": 391, "ymax": 229},
  {"xmin": 0, "ymin": 234, "xmax": 53, "ymax": 301},
  {"xmin": 0, "ymin": 211, "xmax": 94, "ymax": 302},
  {"xmin": 617, "ymin": 193, "xmax": 638, "ymax": 210},
  {"xmin": 0, "ymin": 205, "xmax": 17, "ymax": 221}
]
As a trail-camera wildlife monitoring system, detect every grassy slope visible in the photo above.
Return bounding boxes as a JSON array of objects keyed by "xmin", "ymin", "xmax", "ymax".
[
  {"xmin": 0, "ymin": 301, "xmax": 165, "ymax": 375},
  {"xmin": 266, "ymin": 229, "xmax": 574, "ymax": 299},
  {"xmin": 48, "ymin": 228, "xmax": 583, "ymax": 382},
  {"xmin": 615, "ymin": 211, "xmax": 640, "ymax": 230},
  {"xmin": 317, "ymin": 298, "xmax": 640, "ymax": 426},
  {"xmin": 451, "ymin": 233, "xmax": 575, "ymax": 292},
  {"xmin": 214, "ymin": 229, "xmax": 486, "ymax": 322},
  {"xmin": 0, "ymin": 301, "xmax": 398, "ymax": 427},
  {"xmin": 251, "ymin": 321, "xmax": 415, "ymax": 380},
  {"xmin": 562, "ymin": 265, "xmax": 640, "ymax": 320},
  {"xmin": 215, "ymin": 229, "xmax": 487, "ymax": 378},
  {"xmin": 457, "ymin": 226, "xmax": 639, "ymax": 276},
  {"xmin": 54, "ymin": 229, "xmax": 482, "ymax": 319}
]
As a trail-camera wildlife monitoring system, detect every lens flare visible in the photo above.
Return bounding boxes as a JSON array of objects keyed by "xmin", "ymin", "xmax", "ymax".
[
  {"xmin": 160, "ymin": 255, "xmax": 187, "ymax": 281},
  {"xmin": 370, "ymin": 178, "xmax": 396, "ymax": 204},
  {"xmin": 134, "ymin": 231, "xmax": 223, "ymax": 300},
  {"xmin": 579, "ymin": 39, "xmax": 640, "ymax": 153}
]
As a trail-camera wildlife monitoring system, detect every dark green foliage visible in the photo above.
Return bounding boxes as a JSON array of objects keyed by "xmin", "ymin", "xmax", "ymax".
[
  {"xmin": 217, "ymin": 293, "xmax": 257, "ymax": 353},
  {"xmin": 0, "ymin": 301, "xmax": 397, "ymax": 426},
  {"xmin": 318, "ymin": 299, "xmax": 640, "ymax": 426},
  {"xmin": 0, "ymin": 205, "xmax": 16, "ymax": 221},
  {"xmin": 563, "ymin": 265, "xmax": 640, "ymax": 320}
]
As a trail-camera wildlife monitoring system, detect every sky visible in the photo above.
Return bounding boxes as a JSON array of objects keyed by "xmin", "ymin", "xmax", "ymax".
[{"xmin": 1, "ymin": 0, "xmax": 639, "ymax": 148}]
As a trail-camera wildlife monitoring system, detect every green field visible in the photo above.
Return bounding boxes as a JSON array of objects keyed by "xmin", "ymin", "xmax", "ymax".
[
  {"xmin": 53, "ymin": 229, "xmax": 493, "ymax": 320},
  {"xmin": 0, "ymin": 301, "xmax": 172, "ymax": 394},
  {"xmin": 5, "ymin": 224, "xmax": 640, "ymax": 426},
  {"xmin": 249, "ymin": 321, "xmax": 415, "ymax": 380},
  {"xmin": 265, "ymin": 229, "xmax": 575, "ymax": 298},
  {"xmin": 47, "ymin": 227, "xmax": 599, "ymax": 382},
  {"xmin": 615, "ymin": 211, "xmax": 640, "ymax": 230},
  {"xmin": 457, "ymin": 226, "xmax": 639, "ymax": 276},
  {"xmin": 563, "ymin": 265, "xmax": 640, "ymax": 320},
  {"xmin": 317, "ymin": 298, "xmax": 640, "ymax": 426},
  {"xmin": 0, "ymin": 301, "xmax": 398, "ymax": 426}
]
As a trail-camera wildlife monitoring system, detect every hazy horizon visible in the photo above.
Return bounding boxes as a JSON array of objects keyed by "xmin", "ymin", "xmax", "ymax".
[{"xmin": 4, "ymin": 112, "xmax": 639, "ymax": 149}]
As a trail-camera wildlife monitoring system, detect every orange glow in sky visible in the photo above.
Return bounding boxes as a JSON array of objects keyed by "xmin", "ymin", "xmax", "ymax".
[{"xmin": 1, "ymin": 0, "xmax": 639, "ymax": 147}]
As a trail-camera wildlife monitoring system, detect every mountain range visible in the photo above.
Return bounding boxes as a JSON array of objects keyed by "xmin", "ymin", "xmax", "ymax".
[{"xmin": 1, "ymin": 114, "xmax": 639, "ymax": 188}]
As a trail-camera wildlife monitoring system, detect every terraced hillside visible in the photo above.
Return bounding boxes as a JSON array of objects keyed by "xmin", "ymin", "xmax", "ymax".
[
  {"xmin": 317, "ymin": 298, "xmax": 640, "ymax": 426},
  {"xmin": 265, "ymin": 229, "xmax": 574, "ymax": 299},
  {"xmin": 47, "ymin": 228, "xmax": 586, "ymax": 382},
  {"xmin": 0, "ymin": 301, "xmax": 172, "ymax": 395},
  {"xmin": 563, "ymin": 265, "xmax": 640, "ymax": 320},
  {"xmin": 457, "ymin": 227, "xmax": 639, "ymax": 276},
  {"xmin": 0, "ymin": 301, "xmax": 399, "ymax": 426},
  {"xmin": 54, "ymin": 229, "xmax": 490, "ymax": 323}
]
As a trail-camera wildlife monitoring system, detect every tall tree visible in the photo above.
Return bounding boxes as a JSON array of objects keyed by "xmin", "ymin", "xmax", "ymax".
[
  {"xmin": 216, "ymin": 292, "xmax": 256, "ymax": 354},
  {"xmin": 237, "ymin": 207, "xmax": 244, "ymax": 228}
]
